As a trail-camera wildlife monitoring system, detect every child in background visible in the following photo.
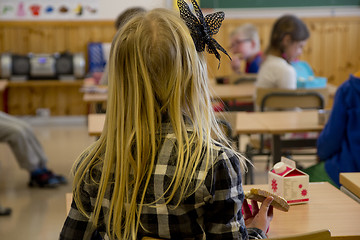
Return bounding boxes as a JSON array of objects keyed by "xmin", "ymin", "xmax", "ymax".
[
  {"xmin": 0, "ymin": 111, "xmax": 66, "ymax": 188},
  {"xmin": 216, "ymin": 24, "xmax": 261, "ymax": 112},
  {"xmin": 60, "ymin": 5, "xmax": 273, "ymax": 240},
  {"xmin": 304, "ymin": 71, "xmax": 360, "ymax": 187},
  {"xmin": 99, "ymin": 7, "xmax": 146, "ymax": 86},
  {"xmin": 230, "ymin": 23, "xmax": 262, "ymax": 74},
  {"xmin": 256, "ymin": 15, "xmax": 309, "ymax": 89}
]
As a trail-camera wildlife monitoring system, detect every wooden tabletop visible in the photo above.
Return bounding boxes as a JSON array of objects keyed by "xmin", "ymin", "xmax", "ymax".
[
  {"xmin": 340, "ymin": 172, "xmax": 360, "ymax": 198},
  {"xmin": 88, "ymin": 110, "xmax": 323, "ymax": 137},
  {"xmin": 234, "ymin": 112, "xmax": 268, "ymax": 134},
  {"xmin": 0, "ymin": 79, "xmax": 8, "ymax": 91},
  {"xmin": 88, "ymin": 113, "xmax": 105, "ymax": 136},
  {"xmin": 243, "ymin": 182, "xmax": 360, "ymax": 238},
  {"xmin": 82, "ymin": 81, "xmax": 256, "ymax": 103},
  {"xmin": 235, "ymin": 110, "xmax": 324, "ymax": 135},
  {"xmin": 327, "ymin": 83, "xmax": 337, "ymax": 98},
  {"xmin": 83, "ymin": 92, "xmax": 108, "ymax": 103},
  {"xmin": 82, "ymin": 82, "xmax": 335, "ymax": 105},
  {"xmin": 65, "ymin": 182, "xmax": 360, "ymax": 238},
  {"xmin": 209, "ymin": 82, "xmax": 255, "ymax": 101}
]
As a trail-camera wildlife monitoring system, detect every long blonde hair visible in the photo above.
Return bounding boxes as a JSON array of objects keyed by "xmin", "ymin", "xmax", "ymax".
[{"xmin": 73, "ymin": 8, "xmax": 245, "ymax": 239}]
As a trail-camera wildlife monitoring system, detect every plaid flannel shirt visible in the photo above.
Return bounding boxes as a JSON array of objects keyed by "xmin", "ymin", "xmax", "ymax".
[{"xmin": 60, "ymin": 124, "xmax": 266, "ymax": 240}]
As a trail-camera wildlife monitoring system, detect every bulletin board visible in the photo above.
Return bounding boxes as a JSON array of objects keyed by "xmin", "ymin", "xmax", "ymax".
[
  {"xmin": 0, "ymin": 0, "xmax": 99, "ymax": 20},
  {"xmin": 200, "ymin": 0, "xmax": 360, "ymax": 9}
]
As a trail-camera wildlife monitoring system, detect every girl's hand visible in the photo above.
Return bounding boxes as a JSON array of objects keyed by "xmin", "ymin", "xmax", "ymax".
[
  {"xmin": 243, "ymin": 196, "xmax": 274, "ymax": 233},
  {"xmin": 231, "ymin": 56, "xmax": 242, "ymax": 73}
]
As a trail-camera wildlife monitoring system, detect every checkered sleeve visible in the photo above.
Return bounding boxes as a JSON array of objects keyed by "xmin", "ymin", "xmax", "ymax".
[
  {"xmin": 203, "ymin": 148, "xmax": 266, "ymax": 239},
  {"xmin": 59, "ymin": 167, "xmax": 102, "ymax": 240}
]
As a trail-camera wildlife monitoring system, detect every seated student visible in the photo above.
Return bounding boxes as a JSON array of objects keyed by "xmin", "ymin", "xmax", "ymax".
[
  {"xmin": 216, "ymin": 24, "xmax": 261, "ymax": 112},
  {"xmin": 60, "ymin": 5, "xmax": 273, "ymax": 240},
  {"xmin": 0, "ymin": 111, "xmax": 66, "ymax": 188},
  {"xmin": 303, "ymin": 71, "xmax": 360, "ymax": 187},
  {"xmin": 256, "ymin": 15, "xmax": 310, "ymax": 89},
  {"xmin": 230, "ymin": 23, "xmax": 262, "ymax": 74},
  {"xmin": 250, "ymin": 15, "xmax": 310, "ymax": 161}
]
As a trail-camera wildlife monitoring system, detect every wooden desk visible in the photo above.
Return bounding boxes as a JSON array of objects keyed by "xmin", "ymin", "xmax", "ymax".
[
  {"xmin": 209, "ymin": 82, "xmax": 255, "ymax": 101},
  {"xmin": 243, "ymin": 182, "xmax": 360, "ymax": 239},
  {"xmin": 65, "ymin": 182, "xmax": 360, "ymax": 238},
  {"xmin": 235, "ymin": 110, "xmax": 324, "ymax": 164},
  {"xmin": 0, "ymin": 80, "xmax": 8, "ymax": 91},
  {"xmin": 82, "ymin": 81, "xmax": 256, "ymax": 104},
  {"xmin": 82, "ymin": 91, "xmax": 108, "ymax": 113},
  {"xmin": 83, "ymin": 92, "xmax": 108, "ymax": 103},
  {"xmin": 65, "ymin": 193, "xmax": 72, "ymax": 214},
  {"xmin": 0, "ymin": 80, "xmax": 8, "ymax": 111},
  {"xmin": 88, "ymin": 111, "xmax": 323, "ymax": 164},
  {"xmin": 88, "ymin": 113, "xmax": 105, "ymax": 136},
  {"xmin": 327, "ymin": 83, "xmax": 337, "ymax": 98},
  {"xmin": 340, "ymin": 172, "xmax": 360, "ymax": 201}
]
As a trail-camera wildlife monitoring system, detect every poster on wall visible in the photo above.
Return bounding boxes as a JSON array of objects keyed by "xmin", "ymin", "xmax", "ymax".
[{"xmin": 0, "ymin": 0, "xmax": 99, "ymax": 20}]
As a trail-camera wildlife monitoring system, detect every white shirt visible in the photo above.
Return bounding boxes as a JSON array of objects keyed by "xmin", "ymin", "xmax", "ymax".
[{"xmin": 256, "ymin": 55, "xmax": 297, "ymax": 89}]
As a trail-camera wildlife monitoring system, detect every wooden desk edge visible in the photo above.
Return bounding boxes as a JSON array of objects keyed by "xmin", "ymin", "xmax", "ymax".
[
  {"xmin": 65, "ymin": 192, "xmax": 73, "ymax": 214},
  {"xmin": 339, "ymin": 173, "xmax": 360, "ymax": 198}
]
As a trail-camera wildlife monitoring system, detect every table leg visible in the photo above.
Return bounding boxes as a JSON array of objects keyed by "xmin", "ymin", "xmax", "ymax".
[{"xmin": 272, "ymin": 134, "xmax": 282, "ymax": 165}]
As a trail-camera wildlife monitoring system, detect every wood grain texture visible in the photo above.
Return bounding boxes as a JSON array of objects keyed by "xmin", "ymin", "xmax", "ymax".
[
  {"xmin": 0, "ymin": 18, "xmax": 358, "ymax": 85},
  {"xmin": 0, "ymin": 17, "xmax": 359, "ymax": 116},
  {"xmin": 7, "ymin": 80, "xmax": 86, "ymax": 115}
]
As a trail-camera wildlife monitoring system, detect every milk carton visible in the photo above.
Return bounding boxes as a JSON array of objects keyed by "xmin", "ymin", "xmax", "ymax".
[{"xmin": 268, "ymin": 157, "xmax": 309, "ymax": 205}]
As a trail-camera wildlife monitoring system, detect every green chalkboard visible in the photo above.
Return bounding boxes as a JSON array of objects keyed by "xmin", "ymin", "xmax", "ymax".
[{"xmin": 200, "ymin": 0, "xmax": 360, "ymax": 9}]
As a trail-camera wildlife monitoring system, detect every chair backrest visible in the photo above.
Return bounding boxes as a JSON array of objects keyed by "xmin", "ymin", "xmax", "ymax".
[
  {"xmin": 256, "ymin": 87, "xmax": 329, "ymax": 112},
  {"xmin": 268, "ymin": 229, "xmax": 331, "ymax": 240}
]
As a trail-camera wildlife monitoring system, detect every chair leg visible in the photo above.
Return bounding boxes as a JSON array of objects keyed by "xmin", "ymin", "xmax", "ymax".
[{"xmin": 244, "ymin": 144, "xmax": 254, "ymax": 184}]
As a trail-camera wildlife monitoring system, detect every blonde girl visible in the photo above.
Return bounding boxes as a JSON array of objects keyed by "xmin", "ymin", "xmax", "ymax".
[{"xmin": 60, "ymin": 8, "xmax": 273, "ymax": 240}]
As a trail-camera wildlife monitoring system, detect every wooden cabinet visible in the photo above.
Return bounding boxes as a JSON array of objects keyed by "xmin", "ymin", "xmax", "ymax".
[{"xmin": 6, "ymin": 80, "xmax": 87, "ymax": 116}]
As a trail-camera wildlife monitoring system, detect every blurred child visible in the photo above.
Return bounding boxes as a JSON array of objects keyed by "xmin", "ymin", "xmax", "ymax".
[
  {"xmin": 99, "ymin": 7, "xmax": 146, "ymax": 86},
  {"xmin": 60, "ymin": 4, "xmax": 273, "ymax": 240},
  {"xmin": 230, "ymin": 23, "xmax": 262, "ymax": 74},
  {"xmin": 0, "ymin": 111, "xmax": 66, "ymax": 188},
  {"xmin": 256, "ymin": 15, "xmax": 309, "ymax": 89},
  {"xmin": 304, "ymin": 71, "xmax": 360, "ymax": 187}
]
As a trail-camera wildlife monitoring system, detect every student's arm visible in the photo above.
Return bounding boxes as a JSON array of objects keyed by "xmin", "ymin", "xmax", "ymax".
[
  {"xmin": 60, "ymin": 166, "xmax": 104, "ymax": 240},
  {"xmin": 60, "ymin": 198, "xmax": 93, "ymax": 240},
  {"xmin": 317, "ymin": 87, "xmax": 347, "ymax": 160},
  {"xmin": 204, "ymin": 148, "xmax": 268, "ymax": 239}
]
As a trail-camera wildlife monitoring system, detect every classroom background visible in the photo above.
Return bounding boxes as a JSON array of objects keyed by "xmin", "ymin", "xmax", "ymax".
[
  {"xmin": 1, "ymin": 0, "xmax": 359, "ymax": 116},
  {"xmin": 0, "ymin": 1, "xmax": 360, "ymax": 239}
]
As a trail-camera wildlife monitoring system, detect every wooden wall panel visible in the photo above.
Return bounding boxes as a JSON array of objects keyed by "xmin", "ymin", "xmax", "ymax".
[
  {"xmin": 0, "ymin": 16, "xmax": 359, "ymax": 87},
  {"xmin": 7, "ymin": 81, "xmax": 86, "ymax": 116},
  {"xmin": 0, "ymin": 21, "xmax": 116, "ymax": 71}
]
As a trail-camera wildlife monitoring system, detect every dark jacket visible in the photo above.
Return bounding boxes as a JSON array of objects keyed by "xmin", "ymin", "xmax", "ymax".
[{"xmin": 317, "ymin": 74, "xmax": 360, "ymax": 186}]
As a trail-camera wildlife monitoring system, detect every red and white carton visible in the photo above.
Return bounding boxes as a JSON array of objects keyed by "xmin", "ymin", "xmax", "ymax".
[{"xmin": 268, "ymin": 157, "xmax": 309, "ymax": 205}]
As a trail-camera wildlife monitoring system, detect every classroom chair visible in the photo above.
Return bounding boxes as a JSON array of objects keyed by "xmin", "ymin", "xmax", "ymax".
[{"xmin": 244, "ymin": 87, "xmax": 329, "ymax": 184}]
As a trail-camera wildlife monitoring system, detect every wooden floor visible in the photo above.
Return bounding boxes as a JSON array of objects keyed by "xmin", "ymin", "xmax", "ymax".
[{"xmin": 0, "ymin": 116, "xmax": 316, "ymax": 239}]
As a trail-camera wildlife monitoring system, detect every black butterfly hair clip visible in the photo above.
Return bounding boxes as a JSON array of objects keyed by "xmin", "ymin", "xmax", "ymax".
[{"xmin": 177, "ymin": 0, "xmax": 231, "ymax": 67}]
